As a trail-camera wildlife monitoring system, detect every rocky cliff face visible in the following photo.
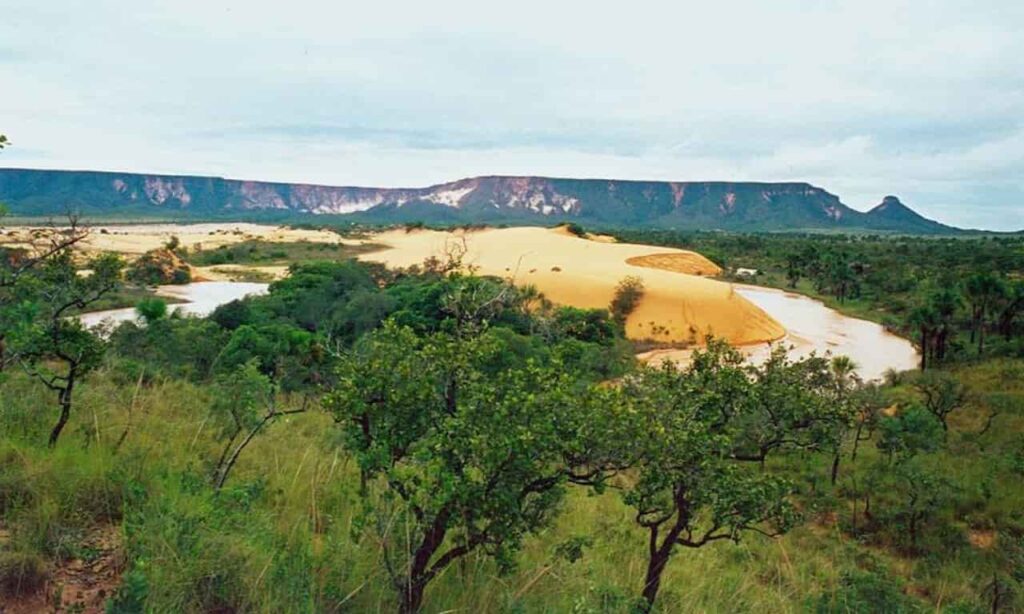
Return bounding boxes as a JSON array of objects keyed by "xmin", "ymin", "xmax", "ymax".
[{"xmin": 0, "ymin": 168, "xmax": 957, "ymax": 233}]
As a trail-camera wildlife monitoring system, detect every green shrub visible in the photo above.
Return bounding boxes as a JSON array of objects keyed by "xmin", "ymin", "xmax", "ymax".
[
  {"xmin": 609, "ymin": 276, "xmax": 645, "ymax": 326},
  {"xmin": 135, "ymin": 298, "xmax": 168, "ymax": 323},
  {"xmin": 106, "ymin": 564, "xmax": 149, "ymax": 613},
  {"xmin": 564, "ymin": 223, "xmax": 587, "ymax": 237},
  {"xmin": 814, "ymin": 569, "xmax": 921, "ymax": 613}
]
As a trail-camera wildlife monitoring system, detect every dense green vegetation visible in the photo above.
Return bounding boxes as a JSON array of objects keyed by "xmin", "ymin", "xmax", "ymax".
[{"xmin": 2, "ymin": 213, "xmax": 1024, "ymax": 611}]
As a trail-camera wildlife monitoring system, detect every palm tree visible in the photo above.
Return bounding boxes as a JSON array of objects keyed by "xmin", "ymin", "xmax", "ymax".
[
  {"xmin": 964, "ymin": 272, "xmax": 1004, "ymax": 354},
  {"xmin": 995, "ymin": 280, "xmax": 1024, "ymax": 341},
  {"xmin": 929, "ymin": 287, "xmax": 962, "ymax": 363},
  {"xmin": 907, "ymin": 305, "xmax": 939, "ymax": 370}
]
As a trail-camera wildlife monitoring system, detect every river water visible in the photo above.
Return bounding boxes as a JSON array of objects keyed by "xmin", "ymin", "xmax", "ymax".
[
  {"xmin": 79, "ymin": 280, "xmax": 918, "ymax": 381},
  {"xmin": 78, "ymin": 282, "xmax": 269, "ymax": 329},
  {"xmin": 640, "ymin": 285, "xmax": 919, "ymax": 382}
]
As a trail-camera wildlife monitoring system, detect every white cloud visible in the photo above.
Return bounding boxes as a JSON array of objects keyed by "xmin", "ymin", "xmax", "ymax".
[{"xmin": 1, "ymin": 0, "xmax": 1022, "ymax": 229}]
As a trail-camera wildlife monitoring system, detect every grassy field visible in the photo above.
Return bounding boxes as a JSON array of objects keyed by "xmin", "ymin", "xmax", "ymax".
[{"xmin": 2, "ymin": 355, "xmax": 1021, "ymax": 612}]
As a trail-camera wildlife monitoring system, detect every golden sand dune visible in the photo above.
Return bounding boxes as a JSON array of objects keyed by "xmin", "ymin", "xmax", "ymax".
[
  {"xmin": 360, "ymin": 226, "xmax": 785, "ymax": 345},
  {"xmin": 625, "ymin": 252, "xmax": 722, "ymax": 276}
]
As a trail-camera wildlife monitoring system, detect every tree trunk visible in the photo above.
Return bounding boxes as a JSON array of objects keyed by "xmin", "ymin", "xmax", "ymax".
[
  {"xmin": 399, "ymin": 580, "xmax": 427, "ymax": 614},
  {"xmin": 397, "ymin": 511, "xmax": 450, "ymax": 613},
  {"xmin": 830, "ymin": 452, "xmax": 841, "ymax": 485},
  {"xmin": 639, "ymin": 499, "xmax": 691, "ymax": 612},
  {"xmin": 48, "ymin": 376, "xmax": 75, "ymax": 447},
  {"xmin": 640, "ymin": 525, "xmax": 674, "ymax": 612},
  {"xmin": 641, "ymin": 547, "xmax": 670, "ymax": 611},
  {"xmin": 851, "ymin": 422, "xmax": 865, "ymax": 461}
]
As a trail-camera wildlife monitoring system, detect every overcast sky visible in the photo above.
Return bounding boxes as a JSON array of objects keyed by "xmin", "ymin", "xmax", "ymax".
[{"xmin": 2, "ymin": 1, "xmax": 1022, "ymax": 229}]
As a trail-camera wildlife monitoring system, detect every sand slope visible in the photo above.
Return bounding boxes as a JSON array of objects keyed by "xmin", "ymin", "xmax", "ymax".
[
  {"xmin": 1, "ymin": 223, "xmax": 347, "ymax": 256},
  {"xmin": 360, "ymin": 227, "xmax": 785, "ymax": 345}
]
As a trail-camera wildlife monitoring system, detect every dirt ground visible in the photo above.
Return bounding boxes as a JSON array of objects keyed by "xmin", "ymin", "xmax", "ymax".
[{"xmin": 1, "ymin": 525, "xmax": 124, "ymax": 614}]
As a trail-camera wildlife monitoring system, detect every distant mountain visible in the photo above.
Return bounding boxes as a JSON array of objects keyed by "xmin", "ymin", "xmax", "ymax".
[
  {"xmin": 863, "ymin": 195, "xmax": 956, "ymax": 234},
  {"xmin": 0, "ymin": 168, "xmax": 961, "ymax": 234}
]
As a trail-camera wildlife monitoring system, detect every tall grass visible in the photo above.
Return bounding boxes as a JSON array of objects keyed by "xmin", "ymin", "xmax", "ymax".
[{"xmin": 2, "ymin": 358, "xmax": 1022, "ymax": 611}]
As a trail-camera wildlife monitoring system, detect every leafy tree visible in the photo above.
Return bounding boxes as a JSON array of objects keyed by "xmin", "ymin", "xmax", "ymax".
[
  {"xmin": 612, "ymin": 341, "xmax": 839, "ymax": 611},
  {"xmin": 208, "ymin": 360, "xmax": 308, "ymax": 489},
  {"xmin": 875, "ymin": 460, "xmax": 956, "ymax": 550},
  {"xmin": 848, "ymin": 382, "xmax": 888, "ymax": 462},
  {"xmin": 731, "ymin": 347, "xmax": 842, "ymax": 467},
  {"xmin": 325, "ymin": 322, "xmax": 591, "ymax": 612},
  {"xmin": 109, "ymin": 316, "xmax": 229, "ymax": 381},
  {"xmin": 135, "ymin": 297, "xmax": 167, "ymax": 324},
  {"xmin": 821, "ymin": 355, "xmax": 862, "ymax": 484},
  {"xmin": 876, "ymin": 404, "xmax": 944, "ymax": 461},
  {"xmin": 210, "ymin": 298, "xmax": 251, "ymax": 330},
  {"xmin": 217, "ymin": 323, "xmax": 318, "ymax": 388},
  {"xmin": 912, "ymin": 370, "xmax": 967, "ymax": 433},
  {"xmin": 9, "ymin": 250, "xmax": 123, "ymax": 445},
  {"xmin": 1, "ymin": 218, "xmax": 91, "ymax": 370}
]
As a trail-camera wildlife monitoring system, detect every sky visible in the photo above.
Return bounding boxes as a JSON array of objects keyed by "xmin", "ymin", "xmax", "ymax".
[{"xmin": 1, "ymin": 1, "xmax": 1022, "ymax": 230}]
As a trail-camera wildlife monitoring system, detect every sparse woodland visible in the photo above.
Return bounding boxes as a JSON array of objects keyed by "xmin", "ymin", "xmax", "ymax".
[{"xmin": 2, "ymin": 207, "xmax": 1024, "ymax": 611}]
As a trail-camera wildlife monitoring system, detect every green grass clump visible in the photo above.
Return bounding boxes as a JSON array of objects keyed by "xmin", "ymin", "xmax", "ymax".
[
  {"xmin": 0, "ymin": 550, "xmax": 48, "ymax": 598},
  {"xmin": 1, "ymin": 356, "xmax": 1023, "ymax": 611}
]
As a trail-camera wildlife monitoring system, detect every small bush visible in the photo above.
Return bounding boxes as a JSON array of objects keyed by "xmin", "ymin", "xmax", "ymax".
[
  {"xmin": 565, "ymin": 223, "xmax": 586, "ymax": 237},
  {"xmin": 136, "ymin": 298, "xmax": 168, "ymax": 323},
  {"xmin": 609, "ymin": 276, "xmax": 645, "ymax": 325},
  {"xmin": 106, "ymin": 564, "xmax": 149, "ymax": 613},
  {"xmin": 813, "ymin": 569, "xmax": 921, "ymax": 613}
]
